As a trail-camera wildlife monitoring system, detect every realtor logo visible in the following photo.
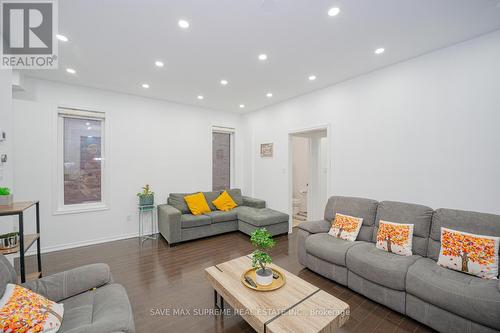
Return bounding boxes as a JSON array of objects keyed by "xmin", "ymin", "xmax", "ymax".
[{"xmin": 1, "ymin": 0, "xmax": 58, "ymax": 69}]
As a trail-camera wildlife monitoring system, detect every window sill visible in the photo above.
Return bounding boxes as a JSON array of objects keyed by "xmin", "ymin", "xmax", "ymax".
[{"xmin": 53, "ymin": 203, "xmax": 108, "ymax": 215}]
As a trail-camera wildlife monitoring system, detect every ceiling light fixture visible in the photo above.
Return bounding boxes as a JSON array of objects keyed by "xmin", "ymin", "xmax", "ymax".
[
  {"xmin": 328, "ymin": 7, "xmax": 340, "ymax": 16},
  {"xmin": 239, "ymin": 104, "xmax": 245, "ymax": 109},
  {"xmin": 178, "ymin": 19, "xmax": 190, "ymax": 29},
  {"xmin": 266, "ymin": 93, "xmax": 273, "ymax": 98},
  {"xmin": 142, "ymin": 83, "xmax": 150, "ymax": 89},
  {"xmin": 66, "ymin": 68, "xmax": 76, "ymax": 74},
  {"xmin": 220, "ymin": 79, "xmax": 228, "ymax": 85},
  {"xmin": 87, "ymin": 127, "xmax": 92, "ymax": 130},
  {"xmin": 56, "ymin": 34, "xmax": 68, "ymax": 42},
  {"xmin": 258, "ymin": 54, "xmax": 268, "ymax": 61},
  {"xmin": 155, "ymin": 61, "xmax": 164, "ymax": 67},
  {"xmin": 308, "ymin": 75, "xmax": 316, "ymax": 81},
  {"xmin": 374, "ymin": 47, "xmax": 385, "ymax": 54},
  {"xmin": 197, "ymin": 95, "xmax": 204, "ymax": 100}
]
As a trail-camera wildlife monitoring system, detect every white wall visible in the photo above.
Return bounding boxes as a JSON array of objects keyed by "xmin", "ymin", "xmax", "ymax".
[
  {"xmin": 243, "ymin": 30, "xmax": 500, "ymax": 216},
  {"xmin": 0, "ymin": 70, "xmax": 13, "ymax": 234},
  {"xmin": 291, "ymin": 136, "xmax": 308, "ymax": 200},
  {"xmin": 13, "ymin": 78, "xmax": 244, "ymax": 252}
]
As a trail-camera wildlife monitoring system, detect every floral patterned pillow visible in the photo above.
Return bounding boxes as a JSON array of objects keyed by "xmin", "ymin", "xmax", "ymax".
[
  {"xmin": 0, "ymin": 284, "xmax": 64, "ymax": 333},
  {"xmin": 376, "ymin": 220, "xmax": 414, "ymax": 256},
  {"xmin": 437, "ymin": 227, "xmax": 499, "ymax": 279},
  {"xmin": 328, "ymin": 213, "xmax": 363, "ymax": 242}
]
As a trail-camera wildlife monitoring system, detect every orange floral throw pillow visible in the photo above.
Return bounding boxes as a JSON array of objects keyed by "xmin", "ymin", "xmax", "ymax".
[
  {"xmin": 328, "ymin": 213, "xmax": 363, "ymax": 242},
  {"xmin": 376, "ymin": 220, "xmax": 414, "ymax": 256},
  {"xmin": 437, "ymin": 227, "xmax": 499, "ymax": 279},
  {"xmin": 0, "ymin": 284, "xmax": 64, "ymax": 333}
]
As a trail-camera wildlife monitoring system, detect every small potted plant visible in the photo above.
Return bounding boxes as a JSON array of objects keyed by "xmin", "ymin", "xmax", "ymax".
[
  {"xmin": 0, "ymin": 187, "xmax": 12, "ymax": 206},
  {"xmin": 250, "ymin": 228, "xmax": 276, "ymax": 286},
  {"xmin": 0, "ymin": 232, "xmax": 19, "ymax": 250},
  {"xmin": 137, "ymin": 184, "xmax": 155, "ymax": 206}
]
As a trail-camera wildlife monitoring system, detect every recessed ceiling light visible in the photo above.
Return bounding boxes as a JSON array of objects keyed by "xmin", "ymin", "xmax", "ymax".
[
  {"xmin": 56, "ymin": 34, "xmax": 68, "ymax": 42},
  {"xmin": 328, "ymin": 7, "xmax": 340, "ymax": 16},
  {"xmin": 178, "ymin": 19, "xmax": 190, "ymax": 29},
  {"xmin": 197, "ymin": 95, "xmax": 204, "ymax": 100},
  {"xmin": 142, "ymin": 83, "xmax": 150, "ymax": 89},
  {"xmin": 155, "ymin": 61, "xmax": 164, "ymax": 67},
  {"xmin": 266, "ymin": 93, "xmax": 273, "ymax": 98},
  {"xmin": 308, "ymin": 75, "xmax": 317, "ymax": 81},
  {"xmin": 258, "ymin": 54, "xmax": 268, "ymax": 61},
  {"xmin": 239, "ymin": 104, "xmax": 245, "ymax": 109},
  {"xmin": 220, "ymin": 79, "xmax": 228, "ymax": 86},
  {"xmin": 87, "ymin": 127, "xmax": 92, "ymax": 130},
  {"xmin": 374, "ymin": 47, "xmax": 385, "ymax": 54},
  {"xmin": 85, "ymin": 122, "xmax": 90, "ymax": 126},
  {"xmin": 66, "ymin": 68, "xmax": 76, "ymax": 74}
]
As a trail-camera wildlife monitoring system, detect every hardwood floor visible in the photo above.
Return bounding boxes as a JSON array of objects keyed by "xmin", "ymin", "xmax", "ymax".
[{"xmin": 23, "ymin": 229, "xmax": 435, "ymax": 333}]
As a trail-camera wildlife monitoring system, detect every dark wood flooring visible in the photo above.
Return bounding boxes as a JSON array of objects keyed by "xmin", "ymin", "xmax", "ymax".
[{"xmin": 23, "ymin": 229, "xmax": 435, "ymax": 333}]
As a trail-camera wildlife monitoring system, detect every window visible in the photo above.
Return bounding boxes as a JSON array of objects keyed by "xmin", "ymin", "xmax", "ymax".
[
  {"xmin": 212, "ymin": 127, "xmax": 234, "ymax": 191},
  {"xmin": 56, "ymin": 108, "xmax": 106, "ymax": 213}
]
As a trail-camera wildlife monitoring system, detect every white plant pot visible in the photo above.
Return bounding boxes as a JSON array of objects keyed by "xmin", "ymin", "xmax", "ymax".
[
  {"xmin": 0, "ymin": 194, "xmax": 12, "ymax": 206},
  {"xmin": 255, "ymin": 268, "xmax": 273, "ymax": 286}
]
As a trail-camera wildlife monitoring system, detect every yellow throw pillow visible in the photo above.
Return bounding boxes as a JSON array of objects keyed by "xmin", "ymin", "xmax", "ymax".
[
  {"xmin": 212, "ymin": 191, "xmax": 238, "ymax": 212},
  {"xmin": 0, "ymin": 283, "xmax": 64, "ymax": 333},
  {"xmin": 376, "ymin": 220, "xmax": 414, "ymax": 256},
  {"xmin": 437, "ymin": 227, "xmax": 499, "ymax": 279},
  {"xmin": 184, "ymin": 192, "xmax": 211, "ymax": 215}
]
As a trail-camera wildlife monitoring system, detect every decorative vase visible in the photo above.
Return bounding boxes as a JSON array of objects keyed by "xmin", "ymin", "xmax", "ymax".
[
  {"xmin": 139, "ymin": 194, "xmax": 154, "ymax": 206},
  {"xmin": 0, "ymin": 233, "xmax": 19, "ymax": 249},
  {"xmin": 0, "ymin": 194, "xmax": 13, "ymax": 206},
  {"xmin": 255, "ymin": 268, "xmax": 273, "ymax": 286}
]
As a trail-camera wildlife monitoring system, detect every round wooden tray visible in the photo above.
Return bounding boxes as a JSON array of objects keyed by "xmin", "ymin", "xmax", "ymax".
[{"xmin": 241, "ymin": 267, "xmax": 286, "ymax": 292}]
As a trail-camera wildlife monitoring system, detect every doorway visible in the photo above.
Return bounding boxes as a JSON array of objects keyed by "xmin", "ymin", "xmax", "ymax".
[{"xmin": 289, "ymin": 126, "xmax": 329, "ymax": 229}]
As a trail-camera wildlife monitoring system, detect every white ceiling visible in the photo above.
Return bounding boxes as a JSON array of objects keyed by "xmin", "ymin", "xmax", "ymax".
[{"xmin": 25, "ymin": 0, "xmax": 500, "ymax": 113}]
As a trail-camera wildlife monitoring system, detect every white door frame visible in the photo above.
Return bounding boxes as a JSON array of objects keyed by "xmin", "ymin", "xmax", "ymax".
[{"xmin": 288, "ymin": 124, "xmax": 332, "ymax": 233}]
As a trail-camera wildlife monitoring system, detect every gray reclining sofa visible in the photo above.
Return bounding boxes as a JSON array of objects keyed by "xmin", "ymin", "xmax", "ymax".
[
  {"xmin": 158, "ymin": 188, "xmax": 289, "ymax": 245},
  {"xmin": 0, "ymin": 254, "xmax": 135, "ymax": 333},
  {"xmin": 298, "ymin": 196, "xmax": 500, "ymax": 333}
]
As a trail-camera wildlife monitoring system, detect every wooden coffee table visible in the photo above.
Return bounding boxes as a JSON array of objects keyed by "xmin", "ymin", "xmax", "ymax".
[{"xmin": 205, "ymin": 255, "xmax": 349, "ymax": 333}]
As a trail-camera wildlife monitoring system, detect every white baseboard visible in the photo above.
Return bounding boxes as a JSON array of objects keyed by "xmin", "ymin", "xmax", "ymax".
[{"xmin": 21, "ymin": 232, "xmax": 143, "ymax": 257}]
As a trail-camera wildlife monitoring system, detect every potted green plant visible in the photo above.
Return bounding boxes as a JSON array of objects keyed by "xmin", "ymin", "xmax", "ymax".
[
  {"xmin": 250, "ymin": 228, "xmax": 276, "ymax": 286},
  {"xmin": 0, "ymin": 187, "xmax": 12, "ymax": 206},
  {"xmin": 137, "ymin": 184, "xmax": 154, "ymax": 206},
  {"xmin": 0, "ymin": 232, "xmax": 19, "ymax": 249}
]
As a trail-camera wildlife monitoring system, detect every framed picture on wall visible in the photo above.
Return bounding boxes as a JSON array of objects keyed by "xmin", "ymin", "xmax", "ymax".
[{"xmin": 260, "ymin": 143, "xmax": 273, "ymax": 157}]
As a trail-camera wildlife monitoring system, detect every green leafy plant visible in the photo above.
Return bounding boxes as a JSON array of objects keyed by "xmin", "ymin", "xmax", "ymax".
[
  {"xmin": 0, "ymin": 187, "xmax": 11, "ymax": 196},
  {"xmin": 250, "ymin": 228, "xmax": 276, "ymax": 273},
  {"xmin": 137, "ymin": 184, "xmax": 154, "ymax": 197},
  {"xmin": 0, "ymin": 232, "xmax": 18, "ymax": 239}
]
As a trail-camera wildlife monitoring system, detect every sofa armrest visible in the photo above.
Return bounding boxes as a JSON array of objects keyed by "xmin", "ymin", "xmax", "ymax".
[
  {"xmin": 498, "ymin": 279, "xmax": 500, "ymax": 292},
  {"xmin": 242, "ymin": 196, "xmax": 266, "ymax": 209},
  {"xmin": 22, "ymin": 263, "xmax": 112, "ymax": 302},
  {"xmin": 298, "ymin": 220, "xmax": 331, "ymax": 234},
  {"xmin": 157, "ymin": 204, "xmax": 182, "ymax": 245}
]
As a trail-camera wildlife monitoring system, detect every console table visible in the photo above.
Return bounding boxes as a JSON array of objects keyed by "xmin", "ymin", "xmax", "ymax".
[{"xmin": 0, "ymin": 201, "xmax": 42, "ymax": 283}]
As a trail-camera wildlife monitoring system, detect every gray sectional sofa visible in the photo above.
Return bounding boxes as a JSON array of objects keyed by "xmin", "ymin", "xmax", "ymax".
[
  {"xmin": 0, "ymin": 254, "xmax": 135, "ymax": 333},
  {"xmin": 158, "ymin": 189, "xmax": 289, "ymax": 245},
  {"xmin": 298, "ymin": 196, "xmax": 500, "ymax": 333}
]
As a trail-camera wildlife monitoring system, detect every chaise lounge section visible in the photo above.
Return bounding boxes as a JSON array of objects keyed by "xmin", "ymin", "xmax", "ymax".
[
  {"xmin": 298, "ymin": 195, "xmax": 500, "ymax": 333},
  {"xmin": 158, "ymin": 189, "xmax": 289, "ymax": 245}
]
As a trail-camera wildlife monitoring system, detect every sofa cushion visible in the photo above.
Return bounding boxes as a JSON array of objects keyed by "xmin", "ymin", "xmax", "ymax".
[
  {"xmin": 373, "ymin": 201, "xmax": 433, "ymax": 257},
  {"xmin": 167, "ymin": 193, "xmax": 191, "ymax": 214},
  {"xmin": 204, "ymin": 210, "xmax": 237, "ymax": 223},
  {"xmin": 212, "ymin": 191, "xmax": 237, "ymax": 212},
  {"xmin": 0, "ymin": 254, "xmax": 17, "ymax": 296},
  {"xmin": 428, "ymin": 208, "xmax": 500, "ymax": 262},
  {"xmin": 203, "ymin": 191, "xmax": 221, "ymax": 211},
  {"xmin": 346, "ymin": 242, "xmax": 420, "ymax": 290},
  {"xmin": 60, "ymin": 283, "xmax": 135, "ymax": 333},
  {"xmin": 236, "ymin": 207, "xmax": 288, "ymax": 227},
  {"xmin": 180, "ymin": 214, "xmax": 211, "ymax": 229},
  {"xmin": 305, "ymin": 233, "xmax": 365, "ymax": 266},
  {"xmin": 406, "ymin": 258, "xmax": 500, "ymax": 330},
  {"xmin": 324, "ymin": 196, "xmax": 378, "ymax": 242},
  {"xmin": 226, "ymin": 189, "xmax": 243, "ymax": 206}
]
